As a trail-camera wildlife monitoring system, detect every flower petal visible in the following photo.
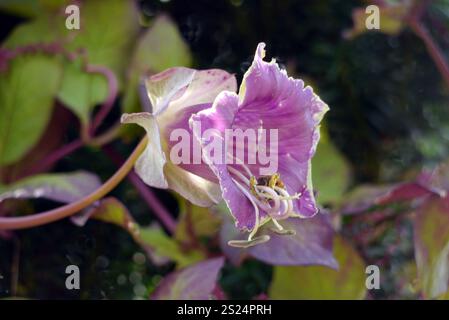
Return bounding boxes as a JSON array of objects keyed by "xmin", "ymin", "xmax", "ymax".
[
  {"xmin": 121, "ymin": 112, "xmax": 168, "ymax": 189},
  {"xmin": 234, "ymin": 42, "xmax": 328, "ymax": 216},
  {"xmin": 170, "ymin": 69, "xmax": 237, "ymax": 111},
  {"xmin": 151, "ymin": 257, "xmax": 225, "ymax": 300},
  {"xmin": 144, "ymin": 67, "xmax": 237, "ymax": 124},
  {"xmin": 144, "ymin": 67, "xmax": 196, "ymax": 116},
  {"xmin": 237, "ymin": 42, "xmax": 328, "ymax": 163},
  {"xmin": 191, "ymin": 92, "xmax": 260, "ymax": 231},
  {"xmin": 164, "ymin": 161, "xmax": 222, "ymax": 207},
  {"xmin": 163, "ymin": 103, "xmax": 218, "ymax": 182}
]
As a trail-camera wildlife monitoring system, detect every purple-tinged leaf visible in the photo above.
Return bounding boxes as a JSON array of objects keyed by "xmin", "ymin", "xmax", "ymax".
[
  {"xmin": 151, "ymin": 257, "xmax": 225, "ymax": 300},
  {"xmin": 220, "ymin": 212, "xmax": 338, "ymax": 268},
  {"xmin": 0, "ymin": 171, "xmax": 101, "ymax": 204},
  {"xmin": 71, "ymin": 197, "xmax": 136, "ymax": 229},
  {"xmin": 414, "ymin": 196, "xmax": 449, "ymax": 298},
  {"xmin": 377, "ymin": 183, "xmax": 444, "ymax": 206},
  {"xmin": 219, "ymin": 214, "xmax": 247, "ymax": 265},
  {"xmin": 269, "ymin": 236, "xmax": 366, "ymax": 299},
  {"xmin": 249, "ymin": 214, "xmax": 338, "ymax": 268},
  {"xmin": 341, "ymin": 182, "xmax": 445, "ymax": 215},
  {"xmin": 419, "ymin": 161, "xmax": 449, "ymax": 192}
]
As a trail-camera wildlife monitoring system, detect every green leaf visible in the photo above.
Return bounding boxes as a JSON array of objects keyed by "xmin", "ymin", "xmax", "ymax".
[
  {"xmin": 132, "ymin": 15, "xmax": 192, "ymax": 73},
  {"xmin": 0, "ymin": 0, "xmax": 41, "ymax": 18},
  {"xmin": 140, "ymin": 226, "xmax": 204, "ymax": 268},
  {"xmin": 88, "ymin": 197, "xmax": 133, "ymax": 227},
  {"xmin": 1, "ymin": 8, "xmax": 113, "ymax": 126},
  {"xmin": 57, "ymin": 58, "xmax": 108, "ymax": 125},
  {"xmin": 312, "ymin": 128, "xmax": 351, "ymax": 204},
  {"xmin": 269, "ymin": 236, "xmax": 366, "ymax": 299},
  {"xmin": 67, "ymin": 0, "xmax": 139, "ymax": 77},
  {"xmin": 151, "ymin": 257, "xmax": 224, "ymax": 300},
  {"xmin": 2, "ymin": 13, "xmax": 64, "ymax": 48},
  {"xmin": 175, "ymin": 197, "xmax": 221, "ymax": 245},
  {"xmin": 0, "ymin": 0, "xmax": 70, "ymax": 18},
  {"xmin": 414, "ymin": 196, "xmax": 449, "ymax": 298},
  {"xmin": 0, "ymin": 55, "xmax": 62, "ymax": 165},
  {"xmin": 58, "ymin": 0, "xmax": 139, "ymax": 123},
  {"xmin": 123, "ymin": 15, "xmax": 192, "ymax": 113}
]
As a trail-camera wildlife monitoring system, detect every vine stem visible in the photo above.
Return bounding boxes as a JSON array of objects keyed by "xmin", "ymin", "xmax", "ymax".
[
  {"xmin": 409, "ymin": 20, "xmax": 449, "ymax": 89},
  {"xmin": 87, "ymin": 64, "xmax": 119, "ymax": 134},
  {"xmin": 0, "ymin": 137, "xmax": 148, "ymax": 230},
  {"xmin": 127, "ymin": 171, "xmax": 177, "ymax": 234},
  {"xmin": 17, "ymin": 139, "xmax": 83, "ymax": 180},
  {"xmin": 407, "ymin": 1, "xmax": 449, "ymax": 90}
]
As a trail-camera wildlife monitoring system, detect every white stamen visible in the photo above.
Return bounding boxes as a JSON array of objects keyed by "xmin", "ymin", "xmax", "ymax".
[
  {"xmin": 228, "ymin": 166, "xmax": 250, "ymax": 185},
  {"xmin": 274, "ymin": 187, "xmax": 294, "ymax": 217},
  {"xmin": 227, "ymin": 153, "xmax": 253, "ymax": 178},
  {"xmin": 255, "ymin": 185, "xmax": 281, "ymax": 214},
  {"xmin": 272, "ymin": 219, "xmax": 284, "ymax": 231},
  {"xmin": 228, "ymin": 167, "xmax": 274, "ymax": 212},
  {"xmin": 270, "ymin": 219, "xmax": 296, "ymax": 235}
]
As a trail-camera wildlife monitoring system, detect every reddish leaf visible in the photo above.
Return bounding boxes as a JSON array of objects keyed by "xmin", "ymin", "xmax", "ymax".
[
  {"xmin": 341, "ymin": 182, "xmax": 444, "ymax": 215},
  {"xmin": 151, "ymin": 257, "xmax": 225, "ymax": 300}
]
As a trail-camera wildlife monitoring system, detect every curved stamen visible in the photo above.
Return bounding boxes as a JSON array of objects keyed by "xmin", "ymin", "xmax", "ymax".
[
  {"xmin": 272, "ymin": 219, "xmax": 284, "ymax": 231},
  {"xmin": 271, "ymin": 219, "xmax": 296, "ymax": 235},
  {"xmin": 228, "ymin": 166, "xmax": 250, "ymax": 185},
  {"xmin": 279, "ymin": 199, "xmax": 290, "ymax": 218},
  {"xmin": 271, "ymin": 219, "xmax": 296, "ymax": 236},
  {"xmin": 274, "ymin": 187, "xmax": 294, "ymax": 217},
  {"xmin": 253, "ymin": 187, "xmax": 280, "ymax": 214},
  {"xmin": 228, "ymin": 235, "xmax": 270, "ymax": 248},
  {"xmin": 257, "ymin": 188, "xmax": 301, "ymax": 201},
  {"xmin": 228, "ymin": 167, "xmax": 277, "ymax": 213},
  {"xmin": 226, "ymin": 153, "xmax": 253, "ymax": 178},
  {"xmin": 255, "ymin": 185, "xmax": 281, "ymax": 214}
]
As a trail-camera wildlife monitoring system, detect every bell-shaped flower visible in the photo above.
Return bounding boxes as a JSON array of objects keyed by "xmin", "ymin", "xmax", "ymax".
[{"xmin": 188, "ymin": 43, "xmax": 329, "ymax": 247}]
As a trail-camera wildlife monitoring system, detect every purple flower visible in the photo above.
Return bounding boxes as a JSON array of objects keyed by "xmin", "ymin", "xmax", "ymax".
[
  {"xmin": 122, "ymin": 43, "xmax": 328, "ymax": 249},
  {"xmin": 189, "ymin": 43, "xmax": 329, "ymax": 247},
  {"xmin": 121, "ymin": 67, "xmax": 236, "ymax": 207}
]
